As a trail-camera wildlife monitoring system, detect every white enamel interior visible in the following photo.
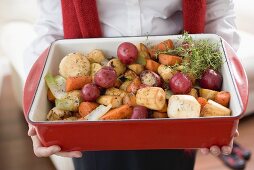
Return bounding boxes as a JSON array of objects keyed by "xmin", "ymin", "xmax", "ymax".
[{"xmin": 28, "ymin": 34, "xmax": 243, "ymax": 122}]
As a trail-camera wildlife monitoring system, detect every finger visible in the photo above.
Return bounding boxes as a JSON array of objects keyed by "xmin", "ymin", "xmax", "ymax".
[
  {"xmin": 222, "ymin": 139, "xmax": 233, "ymax": 155},
  {"xmin": 234, "ymin": 130, "xmax": 239, "ymax": 137},
  {"xmin": 55, "ymin": 151, "xmax": 82, "ymax": 158},
  {"xmin": 210, "ymin": 146, "xmax": 221, "ymax": 156},
  {"xmin": 28, "ymin": 124, "xmax": 36, "ymax": 136},
  {"xmin": 31, "ymin": 135, "xmax": 61, "ymax": 157},
  {"xmin": 200, "ymin": 148, "xmax": 209, "ymax": 155}
]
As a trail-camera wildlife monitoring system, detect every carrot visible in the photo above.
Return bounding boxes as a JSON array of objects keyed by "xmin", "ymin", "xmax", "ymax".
[
  {"xmin": 79, "ymin": 102, "xmax": 99, "ymax": 117},
  {"xmin": 214, "ymin": 91, "xmax": 231, "ymax": 107},
  {"xmin": 47, "ymin": 89, "xmax": 55, "ymax": 102},
  {"xmin": 197, "ymin": 97, "xmax": 208, "ymax": 109},
  {"xmin": 151, "ymin": 111, "xmax": 168, "ymax": 118},
  {"xmin": 149, "ymin": 39, "xmax": 174, "ymax": 58},
  {"xmin": 126, "ymin": 77, "xmax": 141, "ymax": 94},
  {"xmin": 66, "ymin": 76, "xmax": 92, "ymax": 92},
  {"xmin": 145, "ymin": 59, "xmax": 160, "ymax": 73},
  {"xmin": 100, "ymin": 105, "xmax": 133, "ymax": 120},
  {"xmin": 158, "ymin": 54, "xmax": 182, "ymax": 66}
]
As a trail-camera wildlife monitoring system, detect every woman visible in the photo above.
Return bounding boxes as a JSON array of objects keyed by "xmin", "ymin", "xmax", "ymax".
[{"xmin": 26, "ymin": 0, "xmax": 240, "ymax": 169}]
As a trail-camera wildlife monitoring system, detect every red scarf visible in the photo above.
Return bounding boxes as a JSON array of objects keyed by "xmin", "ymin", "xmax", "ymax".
[{"xmin": 61, "ymin": 0, "xmax": 206, "ymax": 38}]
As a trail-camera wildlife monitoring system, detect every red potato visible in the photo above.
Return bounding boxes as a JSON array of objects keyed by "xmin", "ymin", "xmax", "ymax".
[
  {"xmin": 81, "ymin": 83, "xmax": 100, "ymax": 102},
  {"xmin": 169, "ymin": 72, "xmax": 192, "ymax": 94},
  {"xmin": 199, "ymin": 69, "xmax": 223, "ymax": 91},
  {"xmin": 131, "ymin": 106, "xmax": 148, "ymax": 119},
  {"xmin": 117, "ymin": 42, "xmax": 138, "ymax": 65},
  {"xmin": 94, "ymin": 66, "xmax": 117, "ymax": 88},
  {"xmin": 140, "ymin": 70, "xmax": 161, "ymax": 87}
]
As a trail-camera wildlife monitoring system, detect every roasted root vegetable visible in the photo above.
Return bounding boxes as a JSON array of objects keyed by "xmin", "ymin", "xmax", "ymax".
[
  {"xmin": 81, "ymin": 83, "xmax": 101, "ymax": 102},
  {"xmin": 123, "ymin": 93, "xmax": 137, "ymax": 106},
  {"xmin": 145, "ymin": 59, "xmax": 160, "ymax": 73},
  {"xmin": 124, "ymin": 69, "xmax": 138, "ymax": 80},
  {"xmin": 199, "ymin": 88, "xmax": 218, "ymax": 100},
  {"xmin": 127, "ymin": 64, "xmax": 145, "ymax": 75},
  {"xmin": 87, "ymin": 49, "xmax": 105, "ymax": 64},
  {"xmin": 85, "ymin": 104, "xmax": 112, "ymax": 121},
  {"xmin": 94, "ymin": 66, "xmax": 117, "ymax": 88},
  {"xmin": 47, "ymin": 107, "xmax": 72, "ymax": 121},
  {"xmin": 158, "ymin": 54, "xmax": 182, "ymax": 66},
  {"xmin": 66, "ymin": 76, "xmax": 92, "ymax": 92},
  {"xmin": 107, "ymin": 58, "xmax": 126, "ymax": 76},
  {"xmin": 79, "ymin": 102, "xmax": 99, "ymax": 117},
  {"xmin": 136, "ymin": 87, "xmax": 166, "ymax": 110},
  {"xmin": 131, "ymin": 106, "xmax": 148, "ymax": 119},
  {"xmin": 100, "ymin": 104, "xmax": 133, "ymax": 120},
  {"xmin": 149, "ymin": 39, "xmax": 174, "ymax": 58},
  {"xmin": 59, "ymin": 53, "xmax": 90, "ymax": 78},
  {"xmin": 90, "ymin": 63, "xmax": 102, "ymax": 79},
  {"xmin": 157, "ymin": 64, "xmax": 174, "ymax": 82},
  {"xmin": 97, "ymin": 95, "xmax": 123, "ymax": 108},
  {"xmin": 140, "ymin": 70, "xmax": 161, "ymax": 87},
  {"xmin": 119, "ymin": 80, "xmax": 132, "ymax": 91},
  {"xmin": 188, "ymin": 88, "xmax": 198, "ymax": 98},
  {"xmin": 114, "ymin": 79, "xmax": 123, "ymax": 88},
  {"xmin": 117, "ymin": 42, "xmax": 138, "ymax": 65},
  {"xmin": 169, "ymin": 72, "xmax": 192, "ymax": 94},
  {"xmin": 126, "ymin": 77, "xmax": 141, "ymax": 94},
  {"xmin": 45, "ymin": 74, "xmax": 67, "ymax": 99},
  {"xmin": 201, "ymin": 100, "xmax": 231, "ymax": 117},
  {"xmin": 197, "ymin": 97, "xmax": 208, "ymax": 109},
  {"xmin": 55, "ymin": 90, "xmax": 82, "ymax": 112},
  {"xmin": 199, "ymin": 69, "xmax": 223, "ymax": 91},
  {"xmin": 136, "ymin": 43, "xmax": 150, "ymax": 59},
  {"xmin": 214, "ymin": 91, "xmax": 230, "ymax": 107},
  {"xmin": 105, "ymin": 87, "xmax": 127, "ymax": 97},
  {"xmin": 167, "ymin": 95, "xmax": 201, "ymax": 118}
]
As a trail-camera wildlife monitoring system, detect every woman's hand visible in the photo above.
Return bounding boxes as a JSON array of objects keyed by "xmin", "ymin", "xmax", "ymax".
[
  {"xmin": 28, "ymin": 124, "xmax": 82, "ymax": 158},
  {"xmin": 200, "ymin": 130, "xmax": 239, "ymax": 156}
]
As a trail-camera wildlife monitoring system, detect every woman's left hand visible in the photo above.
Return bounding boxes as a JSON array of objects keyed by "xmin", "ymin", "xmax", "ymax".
[{"xmin": 200, "ymin": 130, "xmax": 239, "ymax": 156}]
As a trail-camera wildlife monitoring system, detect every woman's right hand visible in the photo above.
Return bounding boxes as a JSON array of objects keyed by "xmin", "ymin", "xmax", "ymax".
[{"xmin": 28, "ymin": 124, "xmax": 82, "ymax": 158}]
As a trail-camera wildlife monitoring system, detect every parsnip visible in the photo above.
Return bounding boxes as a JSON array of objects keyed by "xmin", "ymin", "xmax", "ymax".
[
  {"xmin": 167, "ymin": 95, "xmax": 201, "ymax": 118},
  {"xmin": 136, "ymin": 87, "xmax": 166, "ymax": 110},
  {"xmin": 105, "ymin": 87, "xmax": 127, "ymax": 97},
  {"xmin": 199, "ymin": 88, "xmax": 218, "ymax": 100},
  {"xmin": 201, "ymin": 100, "xmax": 231, "ymax": 117},
  {"xmin": 97, "ymin": 95, "xmax": 123, "ymax": 108}
]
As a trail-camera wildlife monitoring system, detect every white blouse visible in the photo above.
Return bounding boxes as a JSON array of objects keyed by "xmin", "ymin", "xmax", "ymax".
[{"xmin": 24, "ymin": 0, "xmax": 240, "ymax": 76}]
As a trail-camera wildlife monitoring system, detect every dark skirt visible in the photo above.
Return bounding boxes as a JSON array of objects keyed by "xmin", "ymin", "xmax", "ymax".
[{"xmin": 73, "ymin": 149, "xmax": 196, "ymax": 170}]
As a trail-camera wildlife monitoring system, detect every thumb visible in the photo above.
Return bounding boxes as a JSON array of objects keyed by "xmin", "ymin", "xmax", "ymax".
[{"xmin": 28, "ymin": 124, "xmax": 36, "ymax": 136}]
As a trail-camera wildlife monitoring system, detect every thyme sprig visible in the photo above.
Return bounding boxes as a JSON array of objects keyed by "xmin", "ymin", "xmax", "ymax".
[{"xmin": 156, "ymin": 33, "xmax": 223, "ymax": 79}]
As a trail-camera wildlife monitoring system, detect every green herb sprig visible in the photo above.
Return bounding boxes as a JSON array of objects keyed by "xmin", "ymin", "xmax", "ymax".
[{"xmin": 157, "ymin": 33, "xmax": 223, "ymax": 79}]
